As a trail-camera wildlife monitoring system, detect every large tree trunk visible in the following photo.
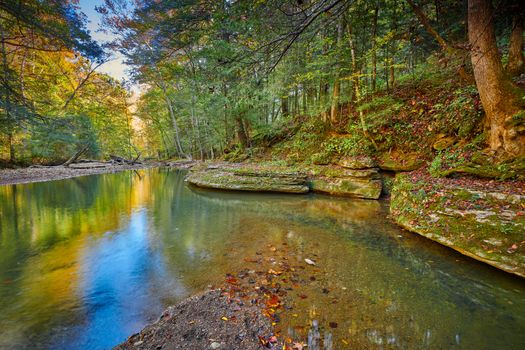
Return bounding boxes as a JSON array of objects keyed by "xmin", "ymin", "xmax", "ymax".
[
  {"xmin": 468, "ymin": 0, "xmax": 524, "ymax": 156},
  {"xmin": 348, "ymin": 23, "xmax": 379, "ymax": 151},
  {"xmin": 507, "ymin": 12, "xmax": 524, "ymax": 76}
]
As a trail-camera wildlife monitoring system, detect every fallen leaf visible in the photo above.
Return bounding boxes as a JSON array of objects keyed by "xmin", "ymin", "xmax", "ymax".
[
  {"xmin": 226, "ymin": 276, "xmax": 238, "ymax": 285},
  {"xmin": 221, "ymin": 317, "xmax": 228, "ymax": 321},
  {"xmin": 258, "ymin": 335, "xmax": 269, "ymax": 346},
  {"xmin": 266, "ymin": 294, "xmax": 281, "ymax": 308},
  {"xmin": 292, "ymin": 342, "xmax": 306, "ymax": 350}
]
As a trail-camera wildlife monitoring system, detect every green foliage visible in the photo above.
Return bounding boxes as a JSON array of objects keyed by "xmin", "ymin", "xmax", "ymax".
[
  {"xmin": 430, "ymin": 86, "xmax": 483, "ymax": 138},
  {"xmin": 27, "ymin": 115, "xmax": 100, "ymax": 163},
  {"xmin": 323, "ymin": 131, "xmax": 374, "ymax": 157}
]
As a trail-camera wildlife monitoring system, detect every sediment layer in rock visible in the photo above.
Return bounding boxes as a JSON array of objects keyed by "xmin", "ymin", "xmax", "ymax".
[
  {"xmin": 186, "ymin": 166, "xmax": 309, "ymax": 193},
  {"xmin": 186, "ymin": 163, "xmax": 384, "ymax": 198}
]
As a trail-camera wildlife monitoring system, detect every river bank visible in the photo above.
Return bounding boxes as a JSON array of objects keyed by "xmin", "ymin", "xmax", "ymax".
[
  {"xmin": 114, "ymin": 289, "xmax": 281, "ymax": 350},
  {"xmin": 0, "ymin": 160, "xmax": 195, "ymax": 186}
]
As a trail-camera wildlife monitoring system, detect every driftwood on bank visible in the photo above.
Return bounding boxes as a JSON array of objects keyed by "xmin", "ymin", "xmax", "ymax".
[
  {"xmin": 26, "ymin": 151, "xmax": 143, "ymax": 170},
  {"xmin": 109, "ymin": 153, "xmax": 142, "ymax": 165},
  {"xmin": 63, "ymin": 145, "xmax": 89, "ymax": 167},
  {"xmin": 68, "ymin": 162, "xmax": 110, "ymax": 169}
]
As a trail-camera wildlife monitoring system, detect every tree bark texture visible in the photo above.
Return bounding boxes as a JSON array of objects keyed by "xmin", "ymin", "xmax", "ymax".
[{"xmin": 468, "ymin": 0, "xmax": 524, "ymax": 156}]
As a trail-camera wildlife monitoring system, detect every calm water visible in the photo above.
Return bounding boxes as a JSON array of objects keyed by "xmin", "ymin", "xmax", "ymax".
[{"xmin": 0, "ymin": 168, "xmax": 524, "ymax": 349}]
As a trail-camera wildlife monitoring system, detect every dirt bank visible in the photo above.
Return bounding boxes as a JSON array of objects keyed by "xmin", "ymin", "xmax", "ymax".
[{"xmin": 114, "ymin": 289, "xmax": 279, "ymax": 350}]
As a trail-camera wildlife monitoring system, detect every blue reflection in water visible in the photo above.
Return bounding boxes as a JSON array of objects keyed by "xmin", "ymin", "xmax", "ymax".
[{"xmin": 51, "ymin": 209, "xmax": 185, "ymax": 350}]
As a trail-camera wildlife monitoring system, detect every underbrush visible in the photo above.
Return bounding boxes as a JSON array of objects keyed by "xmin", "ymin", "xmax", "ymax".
[{"xmin": 233, "ymin": 62, "xmax": 522, "ymax": 180}]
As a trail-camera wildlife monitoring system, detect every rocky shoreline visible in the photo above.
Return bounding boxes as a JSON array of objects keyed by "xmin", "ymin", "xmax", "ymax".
[
  {"xmin": 186, "ymin": 158, "xmax": 383, "ymax": 199},
  {"xmin": 391, "ymin": 172, "xmax": 525, "ymax": 278},
  {"xmin": 185, "ymin": 160, "xmax": 524, "ymax": 279}
]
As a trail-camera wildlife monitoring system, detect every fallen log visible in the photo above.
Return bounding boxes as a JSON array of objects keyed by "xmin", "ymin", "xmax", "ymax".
[
  {"xmin": 68, "ymin": 162, "xmax": 110, "ymax": 169},
  {"xmin": 63, "ymin": 145, "xmax": 89, "ymax": 167},
  {"xmin": 109, "ymin": 154, "xmax": 142, "ymax": 165}
]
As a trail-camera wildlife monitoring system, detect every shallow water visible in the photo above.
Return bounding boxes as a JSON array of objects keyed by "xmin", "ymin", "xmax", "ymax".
[{"xmin": 0, "ymin": 168, "xmax": 524, "ymax": 349}]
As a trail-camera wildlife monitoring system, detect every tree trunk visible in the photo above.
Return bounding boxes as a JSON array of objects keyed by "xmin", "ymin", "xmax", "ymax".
[
  {"xmin": 330, "ymin": 78, "xmax": 340, "ymax": 124},
  {"xmin": 235, "ymin": 116, "xmax": 249, "ymax": 149},
  {"xmin": 390, "ymin": 1, "xmax": 398, "ymax": 89},
  {"xmin": 468, "ymin": 0, "xmax": 524, "ymax": 156},
  {"xmin": 389, "ymin": 63, "xmax": 395, "ymax": 89},
  {"xmin": 302, "ymin": 83, "xmax": 307, "ymax": 115},
  {"xmin": 63, "ymin": 145, "xmax": 88, "ymax": 166},
  {"xmin": 507, "ymin": 13, "xmax": 524, "ymax": 76},
  {"xmin": 348, "ymin": 23, "xmax": 378, "ymax": 151},
  {"xmin": 331, "ymin": 19, "xmax": 343, "ymax": 124},
  {"xmin": 371, "ymin": 5, "xmax": 379, "ymax": 92},
  {"xmin": 1, "ymin": 30, "xmax": 15, "ymax": 163},
  {"xmin": 408, "ymin": 0, "xmax": 471, "ymax": 81},
  {"xmin": 281, "ymin": 94, "xmax": 289, "ymax": 118},
  {"xmin": 8, "ymin": 132, "xmax": 15, "ymax": 163},
  {"xmin": 406, "ymin": 0, "xmax": 449, "ymax": 50}
]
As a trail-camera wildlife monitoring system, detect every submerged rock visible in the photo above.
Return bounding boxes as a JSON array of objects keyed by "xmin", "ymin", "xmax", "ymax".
[
  {"xmin": 390, "ymin": 173, "xmax": 525, "ymax": 278},
  {"xmin": 186, "ymin": 166, "xmax": 309, "ymax": 193}
]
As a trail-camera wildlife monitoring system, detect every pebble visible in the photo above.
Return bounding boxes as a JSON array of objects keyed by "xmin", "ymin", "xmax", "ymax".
[
  {"xmin": 210, "ymin": 342, "xmax": 221, "ymax": 349},
  {"xmin": 304, "ymin": 258, "xmax": 316, "ymax": 265}
]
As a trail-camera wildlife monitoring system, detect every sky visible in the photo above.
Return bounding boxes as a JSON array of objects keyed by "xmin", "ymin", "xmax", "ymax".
[{"xmin": 78, "ymin": 0, "xmax": 136, "ymax": 90}]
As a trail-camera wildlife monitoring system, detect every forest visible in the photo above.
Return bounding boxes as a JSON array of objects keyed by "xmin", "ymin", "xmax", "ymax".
[
  {"xmin": 0, "ymin": 0, "xmax": 523, "ymax": 174},
  {"xmin": 1, "ymin": 1, "xmax": 525, "ymax": 349}
]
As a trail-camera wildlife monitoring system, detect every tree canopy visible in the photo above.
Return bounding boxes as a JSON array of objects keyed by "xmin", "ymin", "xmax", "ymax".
[{"xmin": 1, "ymin": 0, "xmax": 524, "ymax": 170}]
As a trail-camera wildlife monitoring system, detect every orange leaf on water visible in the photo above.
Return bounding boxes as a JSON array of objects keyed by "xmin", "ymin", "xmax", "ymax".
[
  {"xmin": 226, "ymin": 276, "xmax": 238, "ymax": 285},
  {"xmin": 266, "ymin": 294, "xmax": 281, "ymax": 308}
]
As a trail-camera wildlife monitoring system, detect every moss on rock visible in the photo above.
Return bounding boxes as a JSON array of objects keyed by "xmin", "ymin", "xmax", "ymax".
[
  {"xmin": 186, "ymin": 165, "xmax": 309, "ymax": 193},
  {"xmin": 390, "ymin": 174, "xmax": 525, "ymax": 278},
  {"xmin": 309, "ymin": 177, "xmax": 382, "ymax": 199},
  {"xmin": 378, "ymin": 152, "xmax": 424, "ymax": 172}
]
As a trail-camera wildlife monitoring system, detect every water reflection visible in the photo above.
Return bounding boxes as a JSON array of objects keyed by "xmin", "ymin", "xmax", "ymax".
[{"xmin": 0, "ymin": 168, "xmax": 524, "ymax": 349}]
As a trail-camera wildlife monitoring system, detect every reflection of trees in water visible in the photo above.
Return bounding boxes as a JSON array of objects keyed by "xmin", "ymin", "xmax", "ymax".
[{"xmin": 0, "ymin": 170, "xmax": 156, "ymax": 347}]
